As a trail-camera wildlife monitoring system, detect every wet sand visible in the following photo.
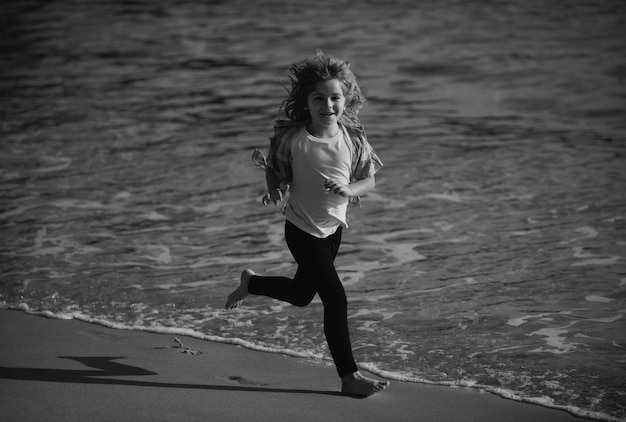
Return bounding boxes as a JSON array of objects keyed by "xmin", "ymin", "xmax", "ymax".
[{"xmin": 0, "ymin": 310, "xmax": 592, "ymax": 422}]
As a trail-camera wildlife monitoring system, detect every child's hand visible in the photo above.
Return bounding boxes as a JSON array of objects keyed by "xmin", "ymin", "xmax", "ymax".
[
  {"xmin": 323, "ymin": 179, "xmax": 353, "ymax": 198},
  {"xmin": 262, "ymin": 188, "xmax": 283, "ymax": 206}
]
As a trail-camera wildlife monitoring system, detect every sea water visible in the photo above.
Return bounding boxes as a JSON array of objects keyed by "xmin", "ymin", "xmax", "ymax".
[{"xmin": 1, "ymin": 0, "xmax": 625, "ymax": 420}]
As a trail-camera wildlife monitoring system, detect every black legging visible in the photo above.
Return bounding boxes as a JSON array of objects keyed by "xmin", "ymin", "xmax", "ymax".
[{"xmin": 248, "ymin": 220, "xmax": 358, "ymax": 377}]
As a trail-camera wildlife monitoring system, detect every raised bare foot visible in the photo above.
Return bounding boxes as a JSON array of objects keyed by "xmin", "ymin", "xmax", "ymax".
[
  {"xmin": 225, "ymin": 269, "xmax": 254, "ymax": 310},
  {"xmin": 341, "ymin": 371, "xmax": 390, "ymax": 398}
]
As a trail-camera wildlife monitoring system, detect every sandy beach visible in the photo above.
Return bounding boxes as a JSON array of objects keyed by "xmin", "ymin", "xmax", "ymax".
[{"xmin": 0, "ymin": 310, "xmax": 593, "ymax": 422}]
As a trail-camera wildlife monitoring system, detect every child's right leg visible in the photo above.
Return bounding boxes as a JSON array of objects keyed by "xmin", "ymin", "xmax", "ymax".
[
  {"xmin": 231, "ymin": 221, "xmax": 318, "ymax": 307},
  {"xmin": 225, "ymin": 268, "xmax": 315, "ymax": 309},
  {"xmin": 247, "ymin": 267, "xmax": 317, "ymax": 307},
  {"xmin": 224, "ymin": 269, "xmax": 255, "ymax": 310}
]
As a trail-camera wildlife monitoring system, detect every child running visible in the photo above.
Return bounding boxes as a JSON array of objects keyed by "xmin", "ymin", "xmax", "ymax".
[{"xmin": 225, "ymin": 50, "xmax": 389, "ymax": 398}]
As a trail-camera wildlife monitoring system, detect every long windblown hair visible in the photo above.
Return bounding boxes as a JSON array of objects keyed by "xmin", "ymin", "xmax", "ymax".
[{"xmin": 280, "ymin": 50, "xmax": 366, "ymax": 129}]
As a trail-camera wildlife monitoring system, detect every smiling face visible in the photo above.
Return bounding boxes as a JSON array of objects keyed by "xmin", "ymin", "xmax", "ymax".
[{"xmin": 305, "ymin": 79, "xmax": 346, "ymax": 138}]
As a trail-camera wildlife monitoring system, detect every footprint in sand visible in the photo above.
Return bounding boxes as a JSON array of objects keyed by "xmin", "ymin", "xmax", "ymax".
[{"xmin": 228, "ymin": 375, "xmax": 268, "ymax": 386}]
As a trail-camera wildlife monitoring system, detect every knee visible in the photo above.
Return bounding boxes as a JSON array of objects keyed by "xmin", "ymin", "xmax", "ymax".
[
  {"xmin": 291, "ymin": 293, "xmax": 315, "ymax": 307},
  {"xmin": 321, "ymin": 290, "xmax": 348, "ymax": 312}
]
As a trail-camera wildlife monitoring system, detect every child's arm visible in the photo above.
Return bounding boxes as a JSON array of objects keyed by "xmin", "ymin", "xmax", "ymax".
[
  {"xmin": 264, "ymin": 166, "xmax": 284, "ymax": 205},
  {"xmin": 324, "ymin": 176, "xmax": 375, "ymax": 198}
]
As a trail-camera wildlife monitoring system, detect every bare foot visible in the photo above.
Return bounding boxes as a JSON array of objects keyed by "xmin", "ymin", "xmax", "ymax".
[
  {"xmin": 225, "ymin": 269, "xmax": 254, "ymax": 310},
  {"xmin": 341, "ymin": 371, "xmax": 390, "ymax": 398}
]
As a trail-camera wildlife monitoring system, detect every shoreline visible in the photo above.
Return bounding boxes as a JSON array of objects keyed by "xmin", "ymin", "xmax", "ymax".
[{"xmin": 0, "ymin": 309, "xmax": 595, "ymax": 422}]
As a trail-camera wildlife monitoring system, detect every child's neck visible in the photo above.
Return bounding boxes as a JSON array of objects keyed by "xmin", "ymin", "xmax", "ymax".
[{"xmin": 307, "ymin": 123, "xmax": 340, "ymax": 138}]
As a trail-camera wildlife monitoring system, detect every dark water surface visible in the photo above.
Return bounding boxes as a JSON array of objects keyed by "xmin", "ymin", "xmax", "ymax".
[{"xmin": 1, "ymin": 1, "xmax": 625, "ymax": 420}]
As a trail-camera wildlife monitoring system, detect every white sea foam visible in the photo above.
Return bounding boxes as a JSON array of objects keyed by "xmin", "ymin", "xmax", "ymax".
[
  {"xmin": 507, "ymin": 311, "xmax": 573, "ymax": 327},
  {"xmin": 143, "ymin": 244, "xmax": 172, "ymax": 264},
  {"xmin": 353, "ymin": 281, "xmax": 463, "ymax": 303},
  {"xmin": 464, "ymin": 277, "xmax": 478, "ymax": 284},
  {"xmin": 52, "ymin": 198, "xmax": 120, "ymax": 210},
  {"xmin": 357, "ymin": 362, "xmax": 623, "ymax": 421},
  {"xmin": 143, "ymin": 211, "xmax": 171, "ymax": 221},
  {"xmin": 590, "ymin": 314, "xmax": 623, "ymax": 323},
  {"xmin": 333, "ymin": 228, "xmax": 431, "ymax": 287},
  {"xmin": 575, "ymin": 226, "xmax": 599, "ymax": 239},
  {"xmin": 189, "ymin": 250, "xmax": 288, "ymax": 268},
  {"xmin": 528, "ymin": 326, "xmax": 582, "ymax": 354},
  {"xmin": 155, "ymin": 279, "xmax": 224, "ymax": 293},
  {"xmin": 193, "ymin": 198, "xmax": 250, "ymax": 214},
  {"xmin": 32, "ymin": 226, "xmax": 102, "ymax": 261},
  {"xmin": 510, "ymin": 229, "xmax": 540, "ymax": 237},
  {"xmin": 363, "ymin": 191, "xmax": 411, "ymax": 209},
  {"xmin": 0, "ymin": 204, "xmax": 38, "ymax": 220},
  {"xmin": 586, "ymin": 295, "xmax": 614, "ymax": 303},
  {"xmin": 8, "ymin": 304, "xmax": 325, "ymax": 361},
  {"xmin": 559, "ymin": 226, "xmax": 599, "ymax": 245},
  {"xmin": 487, "ymin": 345, "xmax": 527, "ymax": 354},
  {"xmin": 34, "ymin": 156, "xmax": 72, "ymax": 173},
  {"xmin": 114, "ymin": 191, "xmax": 132, "ymax": 201},
  {"xmin": 572, "ymin": 247, "xmax": 622, "ymax": 266},
  {"xmin": 422, "ymin": 192, "xmax": 466, "ymax": 203},
  {"xmin": 338, "ymin": 261, "xmax": 390, "ymax": 287},
  {"xmin": 363, "ymin": 229, "xmax": 429, "ymax": 265},
  {"xmin": 349, "ymin": 308, "xmax": 402, "ymax": 320}
]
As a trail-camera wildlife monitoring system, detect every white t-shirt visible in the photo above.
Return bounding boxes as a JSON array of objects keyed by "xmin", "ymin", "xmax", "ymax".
[{"xmin": 285, "ymin": 127, "xmax": 352, "ymax": 238}]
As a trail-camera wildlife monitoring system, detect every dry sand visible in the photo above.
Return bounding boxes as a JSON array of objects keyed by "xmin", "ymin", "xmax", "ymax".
[{"xmin": 0, "ymin": 310, "xmax": 591, "ymax": 422}]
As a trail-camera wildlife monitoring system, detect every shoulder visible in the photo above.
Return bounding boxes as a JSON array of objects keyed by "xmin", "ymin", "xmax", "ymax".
[
  {"xmin": 341, "ymin": 123, "xmax": 383, "ymax": 177},
  {"xmin": 342, "ymin": 123, "xmax": 366, "ymax": 139},
  {"xmin": 270, "ymin": 120, "xmax": 301, "ymax": 152},
  {"xmin": 273, "ymin": 120, "xmax": 303, "ymax": 138},
  {"xmin": 341, "ymin": 124, "xmax": 368, "ymax": 153}
]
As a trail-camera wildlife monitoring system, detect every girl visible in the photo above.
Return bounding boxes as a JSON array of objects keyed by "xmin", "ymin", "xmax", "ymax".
[{"xmin": 226, "ymin": 50, "xmax": 389, "ymax": 397}]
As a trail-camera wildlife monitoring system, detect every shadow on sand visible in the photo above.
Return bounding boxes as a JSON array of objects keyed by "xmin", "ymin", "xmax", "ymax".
[{"xmin": 0, "ymin": 356, "xmax": 345, "ymax": 397}]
